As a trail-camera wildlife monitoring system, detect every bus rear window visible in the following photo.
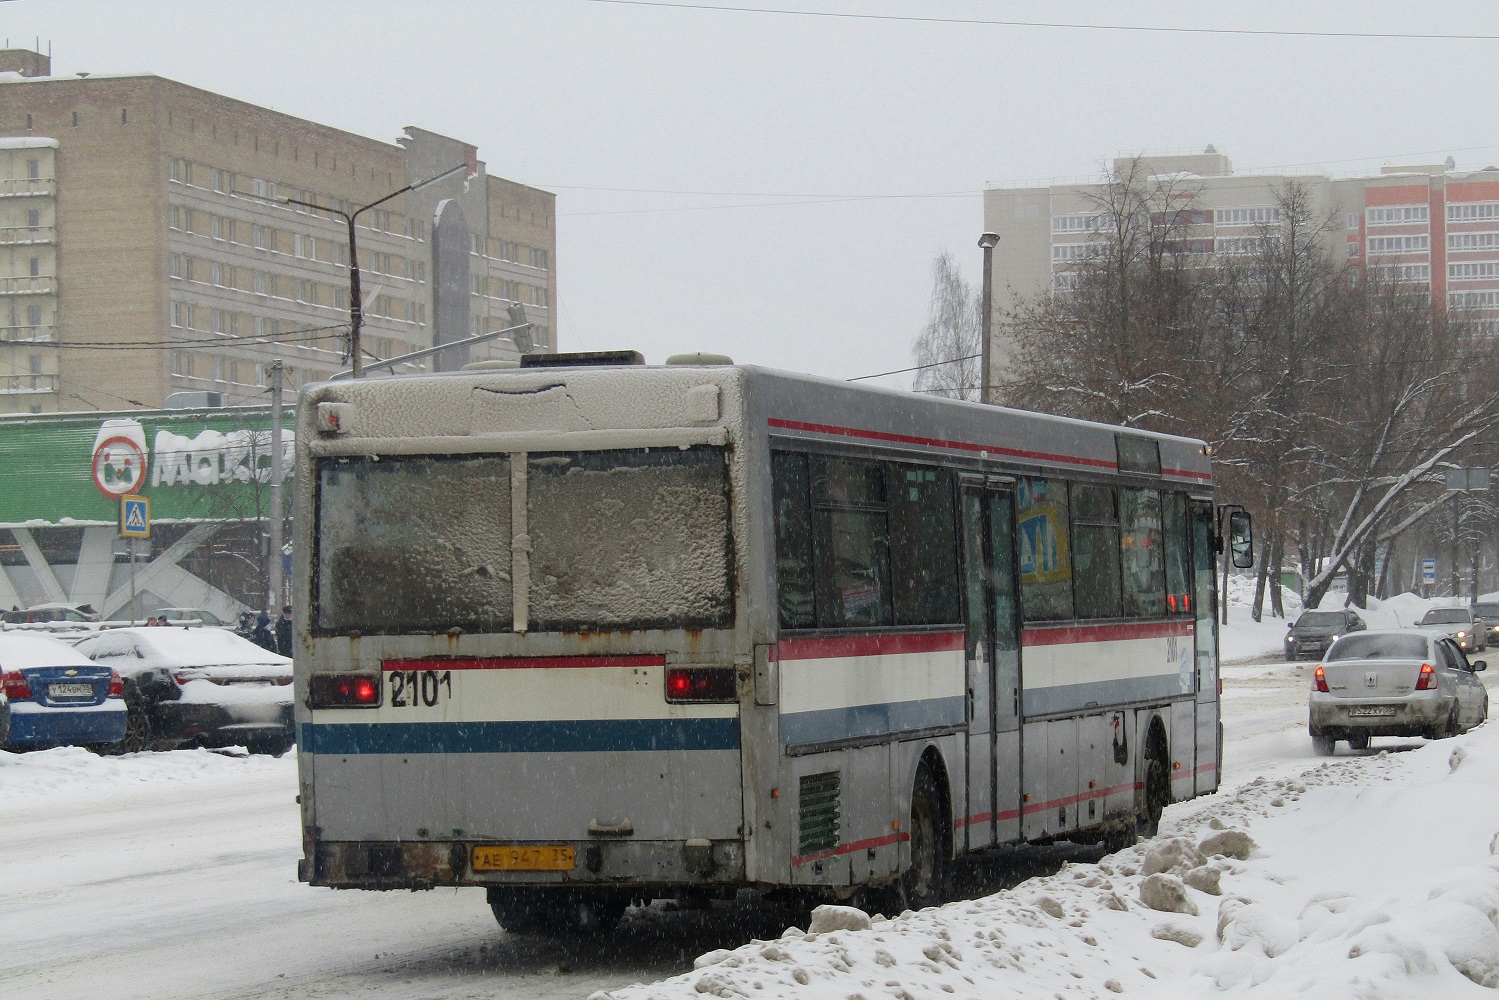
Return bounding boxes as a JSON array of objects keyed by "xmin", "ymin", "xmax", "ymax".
[
  {"xmin": 527, "ymin": 446, "xmax": 732, "ymax": 631},
  {"xmin": 315, "ymin": 455, "xmax": 514, "ymax": 634}
]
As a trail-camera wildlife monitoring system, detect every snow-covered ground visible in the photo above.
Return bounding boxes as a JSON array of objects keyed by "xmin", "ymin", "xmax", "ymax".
[
  {"xmin": 608, "ymin": 721, "xmax": 1499, "ymax": 1000},
  {"xmin": 3, "ymin": 660, "xmax": 1494, "ymax": 999}
]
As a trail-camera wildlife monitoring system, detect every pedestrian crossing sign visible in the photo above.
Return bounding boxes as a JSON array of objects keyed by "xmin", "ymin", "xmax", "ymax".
[{"xmin": 120, "ymin": 495, "xmax": 150, "ymax": 539}]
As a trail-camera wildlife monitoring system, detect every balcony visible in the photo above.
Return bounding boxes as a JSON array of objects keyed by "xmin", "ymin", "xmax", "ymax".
[
  {"xmin": 0, "ymin": 276, "xmax": 56, "ymax": 296},
  {"xmin": 0, "ymin": 226, "xmax": 55, "ymax": 245},
  {"xmin": 0, "ymin": 325, "xmax": 55, "ymax": 343},
  {"xmin": 0, "ymin": 373, "xmax": 57, "ymax": 395},
  {"xmin": 0, "ymin": 178, "xmax": 55, "ymax": 198}
]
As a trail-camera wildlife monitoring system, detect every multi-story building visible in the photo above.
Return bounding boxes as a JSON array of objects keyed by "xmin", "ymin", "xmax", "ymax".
[
  {"xmin": 0, "ymin": 47, "xmax": 556, "ymax": 414},
  {"xmin": 984, "ymin": 149, "xmax": 1499, "ymax": 372}
]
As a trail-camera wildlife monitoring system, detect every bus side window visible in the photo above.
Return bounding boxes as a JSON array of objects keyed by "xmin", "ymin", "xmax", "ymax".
[
  {"xmin": 887, "ymin": 464, "xmax": 960, "ymax": 625},
  {"xmin": 1017, "ymin": 476, "xmax": 1074, "ymax": 621},
  {"xmin": 1071, "ymin": 484, "xmax": 1122, "ymax": 619},
  {"xmin": 812, "ymin": 456, "xmax": 893, "ymax": 628},
  {"xmin": 1163, "ymin": 492, "xmax": 1192, "ymax": 615},
  {"xmin": 771, "ymin": 451, "xmax": 816, "ymax": 628},
  {"xmin": 1120, "ymin": 488, "xmax": 1166, "ymax": 617}
]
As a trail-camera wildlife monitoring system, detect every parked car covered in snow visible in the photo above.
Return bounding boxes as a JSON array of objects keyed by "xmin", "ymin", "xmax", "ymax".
[
  {"xmin": 73, "ymin": 628, "xmax": 294, "ymax": 755},
  {"xmin": 1283, "ymin": 608, "xmax": 1366, "ymax": 661},
  {"xmin": 149, "ymin": 607, "xmax": 230, "ymax": 628},
  {"xmin": 4, "ymin": 602, "xmax": 102, "ymax": 624},
  {"xmin": 1309, "ymin": 629, "xmax": 1489, "ymax": 754},
  {"xmin": 1415, "ymin": 606, "xmax": 1486, "ymax": 653},
  {"xmin": 0, "ymin": 632, "xmax": 127, "ymax": 751}
]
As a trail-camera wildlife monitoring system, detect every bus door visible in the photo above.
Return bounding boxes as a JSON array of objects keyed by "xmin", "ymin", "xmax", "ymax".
[
  {"xmin": 1190, "ymin": 499, "xmax": 1219, "ymax": 794},
  {"xmin": 961, "ymin": 481, "xmax": 1022, "ymax": 850}
]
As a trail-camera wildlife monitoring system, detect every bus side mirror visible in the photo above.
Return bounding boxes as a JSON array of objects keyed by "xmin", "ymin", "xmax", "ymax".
[{"xmin": 1228, "ymin": 510, "xmax": 1254, "ymax": 569}]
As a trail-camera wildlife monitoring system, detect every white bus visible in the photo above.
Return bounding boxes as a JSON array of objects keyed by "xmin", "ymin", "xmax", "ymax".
[{"xmin": 292, "ymin": 354, "xmax": 1251, "ymax": 932}]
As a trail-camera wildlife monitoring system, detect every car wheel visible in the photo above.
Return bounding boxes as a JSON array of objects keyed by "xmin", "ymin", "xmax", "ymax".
[
  {"xmin": 1347, "ymin": 733, "xmax": 1370, "ymax": 751},
  {"xmin": 902, "ymin": 764, "xmax": 949, "ymax": 910},
  {"xmin": 1284, "ymin": 649, "xmax": 1296, "ymax": 662},
  {"xmin": 117, "ymin": 697, "xmax": 154, "ymax": 754},
  {"xmin": 1441, "ymin": 704, "xmax": 1461, "ymax": 739},
  {"xmin": 1311, "ymin": 730, "xmax": 1336, "ymax": 755}
]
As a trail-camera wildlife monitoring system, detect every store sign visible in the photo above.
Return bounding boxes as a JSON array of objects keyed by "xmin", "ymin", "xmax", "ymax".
[{"xmin": 0, "ymin": 406, "xmax": 294, "ymax": 527}]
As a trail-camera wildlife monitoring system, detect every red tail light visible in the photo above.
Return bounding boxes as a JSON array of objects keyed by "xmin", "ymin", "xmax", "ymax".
[
  {"xmin": 108, "ymin": 669, "xmax": 123, "ymax": 698},
  {"xmin": 665, "ymin": 667, "xmax": 736, "ymax": 703},
  {"xmin": 1314, "ymin": 665, "xmax": 1329, "ymax": 693},
  {"xmin": 1416, "ymin": 663, "xmax": 1438, "ymax": 690},
  {"xmin": 2, "ymin": 670, "xmax": 31, "ymax": 700},
  {"xmin": 308, "ymin": 673, "xmax": 381, "ymax": 708}
]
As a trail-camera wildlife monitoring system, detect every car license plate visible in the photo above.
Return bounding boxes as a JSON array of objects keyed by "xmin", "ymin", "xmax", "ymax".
[
  {"xmin": 48, "ymin": 682, "xmax": 94, "ymax": 699},
  {"xmin": 1347, "ymin": 705, "xmax": 1396, "ymax": 717},
  {"xmin": 472, "ymin": 845, "xmax": 575, "ymax": 872}
]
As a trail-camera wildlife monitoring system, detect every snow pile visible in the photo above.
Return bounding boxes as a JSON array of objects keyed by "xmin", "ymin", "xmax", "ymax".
[
  {"xmin": 608, "ymin": 722, "xmax": 1499, "ymax": 999},
  {"xmin": 0, "ymin": 745, "xmax": 290, "ymax": 801}
]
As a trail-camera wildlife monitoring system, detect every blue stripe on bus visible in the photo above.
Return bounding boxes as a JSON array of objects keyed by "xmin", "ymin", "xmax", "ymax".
[
  {"xmin": 1021, "ymin": 673, "xmax": 1187, "ymax": 716},
  {"xmin": 300, "ymin": 717, "xmax": 740, "ymax": 755},
  {"xmin": 780, "ymin": 696, "xmax": 966, "ymax": 747}
]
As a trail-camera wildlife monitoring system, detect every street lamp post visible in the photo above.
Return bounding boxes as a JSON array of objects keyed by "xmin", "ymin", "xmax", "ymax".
[
  {"xmin": 978, "ymin": 233, "xmax": 1000, "ymax": 405},
  {"xmin": 283, "ymin": 163, "xmax": 466, "ymax": 378}
]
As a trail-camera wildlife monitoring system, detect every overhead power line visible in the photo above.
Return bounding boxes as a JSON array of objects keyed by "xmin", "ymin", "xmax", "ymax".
[{"xmin": 582, "ymin": 0, "xmax": 1499, "ymax": 42}]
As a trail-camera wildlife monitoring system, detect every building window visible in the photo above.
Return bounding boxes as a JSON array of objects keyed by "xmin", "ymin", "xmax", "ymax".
[
  {"xmin": 1450, "ymin": 290, "xmax": 1499, "ymax": 309},
  {"xmin": 1367, "ymin": 205, "xmax": 1428, "ymax": 225},
  {"xmin": 169, "ymin": 254, "xmax": 182, "ymax": 278},
  {"xmin": 1217, "ymin": 236, "xmax": 1278, "ymax": 256},
  {"xmin": 26, "ymin": 209, "xmax": 40, "ymax": 228},
  {"xmin": 1370, "ymin": 263, "xmax": 1431, "ymax": 283},
  {"xmin": 170, "ymin": 158, "xmax": 192, "ymax": 185},
  {"xmin": 182, "ymin": 208, "xmax": 194, "ymax": 234},
  {"xmin": 27, "ymin": 305, "xmax": 42, "ymax": 327},
  {"xmin": 529, "ymin": 247, "xmax": 549, "ymax": 270},
  {"xmin": 1052, "ymin": 213, "xmax": 1106, "ymax": 234},
  {"xmin": 171, "ymin": 301, "xmax": 193, "ymax": 328},
  {"xmin": 1449, "ymin": 232, "xmax": 1499, "ymax": 253},
  {"xmin": 530, "ymin": 286, "xmax": 549, "ymax": 308},
  {"xmin": 1450, "ymin": 261, "xmax": 1499, "ymax": 281},
  {"xmin": 1214, "ymin": 206, "xmax": 1280, "ymax": 227},
  {"xmin": 1052, "ymin": 242, "xmax": 1104, "ymax": 262},
  {"xmin": 1347, "ymin": 241, "xmax": 1360, "ymax": 259},
  {"xmin": 1367, "ymin": 235, "xmax": 1429, "ymax": 255},
  {"xmin": 1450, "ymin": 203, "xmax": 1499, "ymax": 223},
  {"xmin": 1347, "ymin": 213, "xmax": 1359, "ymax": 230},
  {"xmin": 26, "ymin": 159, "xmax": 39, "ymax": 180}
]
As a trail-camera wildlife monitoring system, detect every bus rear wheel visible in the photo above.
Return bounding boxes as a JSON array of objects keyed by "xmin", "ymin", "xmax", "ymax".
[
  {"xmin": 902, "ymin": 765, "xmax": 949, "ymax": 910},
  {"xmin": 1137, "ymin": 743, "xmax": 1170, "ymax": 839},
  {"xmin": 486, "ymin": 887, "xmax": 626, "ymax": 936}
]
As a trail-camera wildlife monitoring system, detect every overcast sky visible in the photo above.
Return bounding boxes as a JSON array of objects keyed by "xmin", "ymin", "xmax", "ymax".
[{"xmin": 7, "ymin": 0, "xmax": 1497, "ymax": 390}]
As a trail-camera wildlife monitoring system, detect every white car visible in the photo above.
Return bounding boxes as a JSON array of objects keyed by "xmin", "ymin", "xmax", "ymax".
[{"xmin": 73, "ymin": 628, "xmax": 294, "ymax": 755}]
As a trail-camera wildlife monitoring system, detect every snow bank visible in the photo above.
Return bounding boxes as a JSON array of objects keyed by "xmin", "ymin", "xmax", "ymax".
[
  {"xmin": 609, "ymin": 722, "xmax": 1499, "ymax": 1000},
  {"xmin": 0, "ymin": 745, "xmax": 289, "ymax": 803}
]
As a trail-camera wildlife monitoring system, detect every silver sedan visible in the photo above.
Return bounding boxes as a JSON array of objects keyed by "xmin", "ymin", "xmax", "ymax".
[{"xmin": 1308, "ymin": 629, "xmax": 1489, "ymax": 754}]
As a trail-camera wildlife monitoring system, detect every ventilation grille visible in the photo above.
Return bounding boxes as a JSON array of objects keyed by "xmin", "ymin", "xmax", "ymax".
[{"xmin": 798, "ymin": 770, "xmax": 841, "ymax": 855}]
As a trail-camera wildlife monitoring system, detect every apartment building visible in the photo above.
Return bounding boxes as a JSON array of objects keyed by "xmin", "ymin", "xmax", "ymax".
[
  {"xmin": 0, "ymin": 48, "xmax": 556, "ymax": 414},
  {"xmin": 983, "ymin": 149, "xmax": 1499, "ymax": 373}
]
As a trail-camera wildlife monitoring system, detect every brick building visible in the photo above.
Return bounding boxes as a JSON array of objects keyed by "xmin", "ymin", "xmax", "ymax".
[
  {"xmin": 983, "ymin": 149, "xmax": 1499, "ymax": 376},
  {"xmin": 0, "ymin": 48, "xmax": 556, "ymax": 413}
]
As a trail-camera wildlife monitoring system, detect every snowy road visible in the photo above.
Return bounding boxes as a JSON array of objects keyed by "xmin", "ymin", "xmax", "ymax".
[{"xmin": 2, "ymin": 658, "xmax": 1482, "ymax": 1000}]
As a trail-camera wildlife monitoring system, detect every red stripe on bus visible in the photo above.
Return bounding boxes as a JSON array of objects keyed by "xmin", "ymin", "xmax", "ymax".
[
  {"xmin": 956, "ymin": 780, "xmax": 1143, "ymax": 829},
  {"xmin": 1162, "ymin": 465, "xmax": 1212, "ymax": 481},
  {"xmin": 380, "ymin": 655, "xmax": 666, "ymax": 672},
  {"xmin": 777, "ymin": 631, "xmax": 966, "ymax": 661},
  {"xmin": 791, "ymin": 831, "xmax": 909, "ymax": 867},
  {"xmin": 1021, "ymin": 620, "xmax": 1195, "ymax": 647},
  {"xmin": 767, "ymin": 417, "xmax": 1118, "ymax": 471}
]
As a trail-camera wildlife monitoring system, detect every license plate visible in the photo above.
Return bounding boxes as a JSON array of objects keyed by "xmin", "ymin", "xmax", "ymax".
[
  {"xmin": 48, "ymin": 682, "xmax": 94, "ymax": 699},
  {"xmin": 1347, "ymin": 705, "xmax": 1397, "ymax": 717},
  {"xmin": 472, "ymin": 845, "xmax": 575, "ymax": 872}
]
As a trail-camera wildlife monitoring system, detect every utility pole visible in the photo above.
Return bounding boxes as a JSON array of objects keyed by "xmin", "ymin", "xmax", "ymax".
[
  {"xmin": 978, "ymin": 233, "xmax": 999, "ymax": 405},
  {"xmin": 283, "ymin": 163, "xmax": 466, "ymax": 379},
  {"xmin": 267, "ymin": 362, "xmax": 285, "ymax": 611}
]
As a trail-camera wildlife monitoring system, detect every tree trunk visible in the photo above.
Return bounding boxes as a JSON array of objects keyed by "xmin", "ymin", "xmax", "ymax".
[
  {"xmin": 1270, "ymin": 534, "xmax": 1286, "ymax": 618},
  {"xmin": 1251, "ymin": 528, "xmax": 1271, "ymax": 622}
]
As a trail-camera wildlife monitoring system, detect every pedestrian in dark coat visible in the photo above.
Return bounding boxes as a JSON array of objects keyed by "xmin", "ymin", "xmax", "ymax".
[
  {"xmin": 276, "ymin": 605, "xmax": 294, "ymax": 658},
  {"xmin": 252, "ymin": 613, "xmax": 278, "ymax": 653}
]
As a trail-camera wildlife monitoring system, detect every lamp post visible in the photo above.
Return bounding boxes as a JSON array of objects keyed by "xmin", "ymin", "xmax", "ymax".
[
  {"xmin": 283, "ymin": 163, "xmax": 466, "ymax": 379},
  {"xmin": 978, "ymin": 233, "xmax": 1000, "ymax": 405}
]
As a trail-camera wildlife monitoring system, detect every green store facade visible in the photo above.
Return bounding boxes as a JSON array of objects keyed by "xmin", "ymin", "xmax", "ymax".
[{"xmin": 0, "ymin": 404, "xmax": 292, "ymax": 620}]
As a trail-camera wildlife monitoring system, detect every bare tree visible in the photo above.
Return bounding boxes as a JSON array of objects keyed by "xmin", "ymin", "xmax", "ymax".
[{"xmin": 911, "ymin": 252, "xmax": 980, "ymax": 400}]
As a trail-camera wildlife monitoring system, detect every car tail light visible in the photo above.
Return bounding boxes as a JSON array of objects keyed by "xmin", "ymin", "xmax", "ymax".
[
  {"xmin": 275, "ymin": 676, "xmax": 293, "ymax": 686},
  {"xmin": 172, "ymin": 670, "xmax": 206, "ymax": 685},
  {"xmin": 2, "ymin": 670, "xmax": 31, "ymax": 700},
  {"xmin": 108, "ymin": 669, "xmax": 123, "ymax": 698},
  {"xmin": 308, "ymin": 673, "xmax": 381, "ymax": 708},
  {"xmin": 1416, "ymin": 663, "xmax": 1438, "ymax": 690},
  {"xmin": 665, "ymin": 667, "xmax": 736, "ymax": 703},
  {"xmin": 1313, "ymin": 665, "xmax": 1329, "ymax": 693}
]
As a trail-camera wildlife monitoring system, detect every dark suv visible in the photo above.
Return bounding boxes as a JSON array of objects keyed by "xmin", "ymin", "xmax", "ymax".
[
  {"xmin": 1284, "ymin": 608, "xmax": 1367, "ymax": 660},
  {"xmin": 1473, "ymin": 602, "xmax": 1499, "ymax": 649}
]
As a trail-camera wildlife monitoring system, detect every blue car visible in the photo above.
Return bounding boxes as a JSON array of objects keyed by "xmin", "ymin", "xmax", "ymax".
[{"xmin": 0, "ymin": 632, "xmax": 127, "ymax": 751}]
